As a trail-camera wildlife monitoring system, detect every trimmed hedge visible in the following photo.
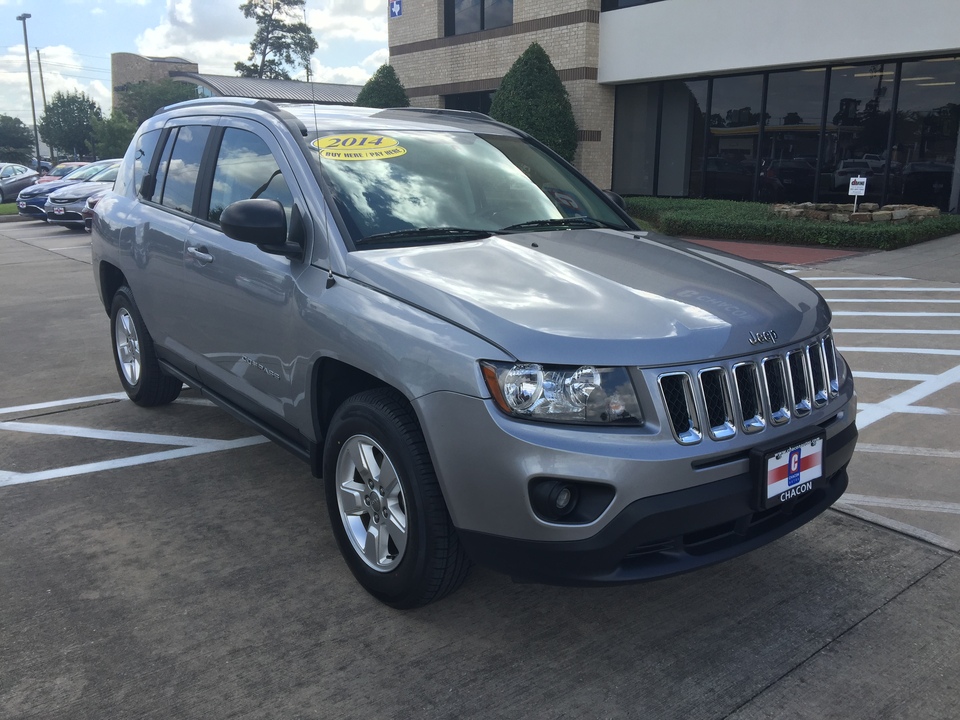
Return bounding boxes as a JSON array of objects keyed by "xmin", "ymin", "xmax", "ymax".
[{"xmin": 626, "ymin": 197, "xmax": 960, "ymax": 251}]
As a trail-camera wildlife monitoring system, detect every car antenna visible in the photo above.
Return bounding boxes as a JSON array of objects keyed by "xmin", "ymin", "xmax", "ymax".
[{"xmin": 311, "ymin": 70, "xmax": 336, "ymax": 289}]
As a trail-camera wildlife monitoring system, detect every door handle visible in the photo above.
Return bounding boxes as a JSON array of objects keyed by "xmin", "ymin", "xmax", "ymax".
[{"xmin": 187, "ymin": 245, "xmax": 214, "ymax": 263}]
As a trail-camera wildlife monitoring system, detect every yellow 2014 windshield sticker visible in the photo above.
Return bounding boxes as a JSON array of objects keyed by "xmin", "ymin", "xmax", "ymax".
[{"xmin": 313, "ymin": 134, "xmax": 407, "ymax": 161}]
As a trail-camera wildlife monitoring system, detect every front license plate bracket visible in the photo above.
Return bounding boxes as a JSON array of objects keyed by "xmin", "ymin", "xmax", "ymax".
[{"xmin": 751, "ymin": 430, "xmax": 825, "ymax": 510}]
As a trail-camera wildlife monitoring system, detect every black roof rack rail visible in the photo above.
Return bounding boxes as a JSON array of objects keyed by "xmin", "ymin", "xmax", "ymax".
[
  {"xmin": 152, "ymin": 96, "xmax": 308, "ymax": 137},
  {"xmin": 380, "ymin": 107, "xmax": 492, "ymax": 122},
  {"xmin": 154, "ymin": 96, "xmax": 282, "ymax": 117}
]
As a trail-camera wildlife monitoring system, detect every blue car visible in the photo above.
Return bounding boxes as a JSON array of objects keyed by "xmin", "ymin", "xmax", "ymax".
[{"xmin": 16, "ymin": 159, "xmax": 119, "ymax": 220}]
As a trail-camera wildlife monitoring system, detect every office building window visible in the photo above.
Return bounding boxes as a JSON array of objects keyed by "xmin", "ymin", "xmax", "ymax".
[
  {"xmin": 445, "ymin": 0, "xmax": 513, "ymax": 36},
  {"xmin": 610, "ymin": 55, "xmax": 958, "ymax": 212}
]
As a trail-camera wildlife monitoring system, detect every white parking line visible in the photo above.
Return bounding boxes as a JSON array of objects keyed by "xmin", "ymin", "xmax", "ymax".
[
  {"xmin": 834, "ymin": 311, "xmax": 960, "ymax": 317},
  {"xmin": 856, "ymin": 442, "xmax": 960, "ymax": 460},
  {"xmin": 842, "ymin": 493, "xmax": 960, "ymax": 515},
  {"xmin": 836, "ymin": 329, "xmax": 960, "ymax": 335},
  {"xmin": 0, "ymin": 436, "xmax": 269, "ymax": 488},
  {"xmin": 832, "ymin": 504, "xmax": 960, "ymax": 552},
  {"xmin": 800, "ymin": 276, "xmax": 912, "ymax": 282},
  {"xmin": 853, "ymin": 371, "xmax": 937, "ymax": 381},
  {"xmin": 839, "ymin": 346, "xmax": 960, "ymax": 356},
  {"xmin": 0, "ymin": 392, "xmax": 128, "ymax": 416},
  {"xmin": 853, "ymin": 363, "xmax": 960, "ymax": 429},
  {"xmin": 1, "ymin": 421, "xmax": 229, "ymax": 447},
  {"xmin": 827, "ymin": 298, "xmax": 960, "ymax": 304}
]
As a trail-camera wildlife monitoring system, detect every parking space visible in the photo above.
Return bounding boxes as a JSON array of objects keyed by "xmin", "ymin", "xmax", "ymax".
[
  {"xmin": 1, "ymin": 218, "xmax": 958, "ymax": 719},
  {"xmin": 788, "ymin": 268, "xmax": 960, "ymax": 552}
]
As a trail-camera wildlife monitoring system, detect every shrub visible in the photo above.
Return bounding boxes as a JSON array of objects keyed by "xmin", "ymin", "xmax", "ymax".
[
  {"xmin": 626, "ymin": 197, "xmax": 960, "ymax": 251},
  {"xmin": 355, "ymin": 65, "xmax": 410, "ymax": 109},
  {"xmin": 489, "ymin": 43, "xmax": 578, "ymax": 162}
]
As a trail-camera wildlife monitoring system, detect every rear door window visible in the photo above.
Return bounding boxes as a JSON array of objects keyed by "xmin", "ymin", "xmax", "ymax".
[{"xmin": 157, "ymin": 125, "xmax": 211, "ymax": 215}]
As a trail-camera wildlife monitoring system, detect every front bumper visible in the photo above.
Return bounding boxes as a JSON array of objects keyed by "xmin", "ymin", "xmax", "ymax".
[
  {"xmin": 416, "ymin": 377, "xmax": 857, "ymax": 585},
  {"xmin": 458, "ymin": 423, "xmax": 855, "ymax": 585}
]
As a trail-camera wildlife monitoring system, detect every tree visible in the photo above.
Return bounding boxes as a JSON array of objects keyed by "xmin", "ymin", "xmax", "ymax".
[
  {"xmin": 489, "ymin": 43, "xmax": 578, "ymax": 162},
  {"xmin": 0, "ymin": 114, "xmax": 34, "ymax": 164},
  {"xmin": 116, "ymin": 79, "xmax": 199, "ymax": 126},
  {"xmin": 91, "ymin": 113, "xmax": 138, "ymax": 159},
  {"xmin": 355, "ymin": 65, "xmax": 410, "ymax": 109},
  {"xmin": 235, "ymin": 0, "xmax": 318, "ymax": 80},
  {"xmin": 38, "ymin": 91, "xmax": 102, "ymax": 158}
]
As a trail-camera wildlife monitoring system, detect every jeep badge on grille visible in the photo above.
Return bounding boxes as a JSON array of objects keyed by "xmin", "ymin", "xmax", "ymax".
[{"xmin": 748, "ymin": 330, "xmax": 778, "ymax": 345}]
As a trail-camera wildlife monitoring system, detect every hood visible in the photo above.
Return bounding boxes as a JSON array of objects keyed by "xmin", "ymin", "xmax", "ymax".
[
  {"xmin": 347, "ymin": 230, "xmax": 830, "ymax": 367},
  {"xmin": 19, "ymin": 178, "xmax": 78, "ymax": 198},
  {"xmin": 48, "ymin": 180, "xmax": 113, "ymax": 200}
]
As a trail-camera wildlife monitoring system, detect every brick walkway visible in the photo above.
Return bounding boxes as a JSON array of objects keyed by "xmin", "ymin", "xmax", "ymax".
[{"xmin": 684, "ymin": 237, "xmax": 868, "ymax": 265}]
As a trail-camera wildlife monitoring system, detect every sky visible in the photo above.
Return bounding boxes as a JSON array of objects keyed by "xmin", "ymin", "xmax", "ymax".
[{"xmin": 0, "ymin": 0, "xmax": 389, "ymax": 125}]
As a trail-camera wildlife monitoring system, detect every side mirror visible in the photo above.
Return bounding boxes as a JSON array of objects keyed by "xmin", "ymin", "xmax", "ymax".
[
  {"xmin": 603, "ymin": 189, "xmax": 626, "ymax": 210},
  {"xmin": 220, "ymin": 198, "xmax": 304, "ymax": 260},
  {"xmin": 139, "ymin": 172, "xmax": 156, "ymax": 200}
]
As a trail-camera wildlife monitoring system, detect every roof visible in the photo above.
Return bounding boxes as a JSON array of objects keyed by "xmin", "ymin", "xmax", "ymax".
[{"xmin": 170, "ymin": 73, "xmax": 363, "ymax": 105}]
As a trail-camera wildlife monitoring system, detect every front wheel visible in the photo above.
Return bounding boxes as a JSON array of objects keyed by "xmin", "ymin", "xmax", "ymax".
[
  {"xmin": 323, "ymin": 389, "xmax": 470, "ymax": 608},
  {"xmin": 110, "ymin": 286, "xmax": 182, "ymax": 407}
]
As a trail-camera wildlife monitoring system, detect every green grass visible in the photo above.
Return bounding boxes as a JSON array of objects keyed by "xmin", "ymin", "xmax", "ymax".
[
  {"xmin": 626, "ymin": 197, "xmax": 960, "ymax": 251},
  {"xmin": 0, "ymin": 202, "xmax": 19, "ymax": 215}
]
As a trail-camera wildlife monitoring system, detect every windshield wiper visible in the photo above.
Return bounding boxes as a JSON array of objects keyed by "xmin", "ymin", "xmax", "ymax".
[
  {"xmin": 498, "ymin": 217, "xmax": 618, "ymax": 232},
  {"xmin": 356, "ymin": 227, "xmax": 492, "ymax": 246}
]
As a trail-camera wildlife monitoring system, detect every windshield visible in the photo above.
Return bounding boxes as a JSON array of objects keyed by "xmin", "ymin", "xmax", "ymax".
[
  {"xmin": 66, "ymin": 162, "xmax": 116, "ymax": 182},
  {"xmin": 312, "ymin": 131, "xmax": 629, "ymax": 246}
]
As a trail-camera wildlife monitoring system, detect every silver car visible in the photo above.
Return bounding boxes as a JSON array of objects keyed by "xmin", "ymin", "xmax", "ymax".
[
  {"xmin": 44, "ymin": 161, "xmax": 120, "ymax": 229},
  {"xmin": 0, "ymin": 162, "xmax": 39, "ymax": 203},
  {"xmin": 91, "ymin": 99, "xmax": 858, "ymax": 608}
]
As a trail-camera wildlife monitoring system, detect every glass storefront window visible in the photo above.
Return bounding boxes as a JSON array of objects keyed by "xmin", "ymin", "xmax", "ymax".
[
  {"xmin": 822, "ymin": 63, "xmax": 895, "ymax": 203},
  {"xmin": 609, "ymin": 56, "xmax": 959, "ymax": 212},
  {"xmin": 704, "ymin": 75, "xmax": 762, "ymax": 201},
  {"xmin": 612, "ymin": 84, "xmax": 660, "ymax": 195},
  {"xmin": 760, "ymin": 69, "xmax": 825, "ymax": 202},
  {"xmin": 892, "ymin": 58, "xmax": 960, "ymax": 211}
]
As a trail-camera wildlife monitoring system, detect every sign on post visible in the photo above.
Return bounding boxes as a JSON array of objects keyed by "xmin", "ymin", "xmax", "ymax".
[{"xmin": 848, "ymin": 175, "xmax": 866, "ymax": 212}]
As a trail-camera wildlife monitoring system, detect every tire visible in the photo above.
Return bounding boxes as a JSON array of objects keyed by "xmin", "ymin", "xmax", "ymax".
[
  {"xmin": 323, "ymin": 388, "xmax": 470, "ymax": 608},
  {"xmin": 110, "ymin": 286, "xmax": 182, "ymax": 407}
]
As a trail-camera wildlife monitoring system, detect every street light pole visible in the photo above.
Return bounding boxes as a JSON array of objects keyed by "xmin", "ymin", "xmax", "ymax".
[{"xmin": 16, "ymin": 13, "xmax": 42, "ymax": 166}]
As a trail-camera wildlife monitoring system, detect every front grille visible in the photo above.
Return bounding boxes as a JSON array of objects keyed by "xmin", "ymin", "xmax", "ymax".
[{"xmin": 657, "ymin": 333, "xmax": 840, "ymax": 445}]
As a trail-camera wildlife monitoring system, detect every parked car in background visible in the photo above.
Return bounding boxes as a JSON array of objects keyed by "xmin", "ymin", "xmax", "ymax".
[
  {"xmin": 901, "ymin": 161, "xmax": 954, "ymax": 210},
  {"xmin": 38, "ymin": 161, "xmax": 89, "ymax": 184},
  {"xmin": 44, "ymin": 161, "xmax": 120, "ymax": 230},
  {"xmin": 0, "ymin": 163, "xmax": 39, "ymax": 203},
  {"xmin": 833, "ymin": 159, "xmax": 873, "ymax": 189},
  {"xmin": 30, "ymin": 158, "xmax": 53, "ymax": 175},
  {"xmin": 759, "ymin": 159, "xmax": 816, "ymax": 202},
  {"xmin": 81, "ymin": 189, "xmax": 110, "ymax": 231},
  {"xmin": 16, "ymin": 159, "xmax": 120, "ymax": 220}
]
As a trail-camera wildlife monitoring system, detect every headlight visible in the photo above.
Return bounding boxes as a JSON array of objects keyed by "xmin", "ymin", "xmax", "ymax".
[{"xmin": 480, "ymin": 361, "xmax": 643, "ymax": 425}]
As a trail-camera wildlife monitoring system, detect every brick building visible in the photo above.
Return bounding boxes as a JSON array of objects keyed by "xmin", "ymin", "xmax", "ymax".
[{"xmin": 389, "ymin": 0, "xmax": 960, "ymax": 212}]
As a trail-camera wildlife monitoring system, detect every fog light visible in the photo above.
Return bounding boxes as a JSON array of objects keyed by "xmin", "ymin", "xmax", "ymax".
[{"xmin": 555, "ymin": 486, "xmax": 573, "ymax": 511}]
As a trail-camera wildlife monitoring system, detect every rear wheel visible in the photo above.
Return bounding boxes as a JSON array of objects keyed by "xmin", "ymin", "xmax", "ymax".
[
  {"xmin": 323, "ymin": 388, "xmax": 470, "ymax": 608},
  {"xmin": 110, "ymin": 286, "xmax": 181, "ymax": 407}
]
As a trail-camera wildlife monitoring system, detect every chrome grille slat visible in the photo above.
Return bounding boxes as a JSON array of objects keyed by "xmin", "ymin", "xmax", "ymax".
[
  {"xmin": 698, "ymin": 368, "xmax": 736, "ymax": 441},
  {"xmin": 656, "ymin": 333, "xmax": 839, "ymax": 444}
]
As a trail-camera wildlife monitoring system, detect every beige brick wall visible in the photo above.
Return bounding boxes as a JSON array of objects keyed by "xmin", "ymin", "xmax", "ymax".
[
  {"xmin": 388, "ymin": 1, "xmax": 614, "ymax": 186},
  {"xmin": 388, "ymin": 0, "xmax": 442, "ymax": 46},
  {"xmin": 111, "ymin": 53, "xmax": 199, "ymax": 110}
]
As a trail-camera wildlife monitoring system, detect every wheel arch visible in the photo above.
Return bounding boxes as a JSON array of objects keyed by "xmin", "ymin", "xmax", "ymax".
[
  {"xmin": 98, "ymin": 261, "xmax": 127, "ymax": 315},
  {"xmin": 310, "ymin": 357, "xmax": 403, "ymax": 476}
]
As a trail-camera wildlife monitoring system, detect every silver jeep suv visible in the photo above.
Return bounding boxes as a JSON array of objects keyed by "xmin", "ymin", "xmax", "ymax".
[{"xmin": 92, "ymin": 98, "xmax": 857, "ymax": 607}]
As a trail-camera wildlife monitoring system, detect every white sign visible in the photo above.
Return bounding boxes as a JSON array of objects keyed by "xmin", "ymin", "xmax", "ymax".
[{"xmin": 848, "ymin": 176, "xmax": 867, "ymax": 197}]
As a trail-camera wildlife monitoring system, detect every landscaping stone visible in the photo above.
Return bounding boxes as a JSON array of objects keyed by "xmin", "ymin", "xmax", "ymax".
[
  {"xmin": 850, "ymin": 213, "xmax": 873, "ymax": 223},
  {"xmin": 770, "ymin": 202, "xmax": 942, "ymax": 226},
  {"xmin": 872, "ymin": 211, "xmax": 893, "ymax": 222},
  {"xmin": 830, "ymin": 213, "xmax": 850, "ymax": 223}
]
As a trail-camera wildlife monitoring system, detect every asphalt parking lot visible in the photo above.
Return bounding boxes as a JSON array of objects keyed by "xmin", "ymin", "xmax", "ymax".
[{"xmin": 1, "ymin": 217, "xmax": 958, "ymax": 719}]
